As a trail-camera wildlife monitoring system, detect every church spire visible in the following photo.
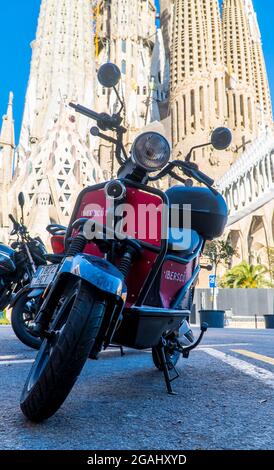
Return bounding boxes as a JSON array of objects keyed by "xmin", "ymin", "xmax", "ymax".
[
  {"xmin": 0, "ymin": 92, "xmax": 15, "ymax": 232},
  {"xmin": 0, "ymin": 91, "xmax": 15, "ymax": 182},
  {"xmin": 19, "ymin": 0, "xmax": 95, "ymax": 154},
  {"xmin": 0, "ymin": 92, "xmax": 15, "ymax": 151},
  {"xmin": 170, "ymin": 0, "xmax": 230, "ymax": 178},
  {"xmin": 243, "ymin": 0, "xmax": 273, "ymax": 127},
  {"xmin": 202, "ymin": 0, "xmax": 226, "ymax": 128},
  {"xmin": 222, "ymin": 0, "xmax": 254, "ymax": 87},
  {"xmin": 222, "ymin": 0, "xmax": 258, "ymax": 152}
]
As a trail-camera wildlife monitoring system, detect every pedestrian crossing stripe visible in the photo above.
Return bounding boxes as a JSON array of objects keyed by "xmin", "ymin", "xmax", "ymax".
[{"xmin": 232, "ymin": 349, "xmax": 274, "ymax": 366}]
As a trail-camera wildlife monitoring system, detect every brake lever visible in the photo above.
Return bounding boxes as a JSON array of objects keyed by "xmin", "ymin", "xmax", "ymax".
[
  {"xmin": 176, "ymin": 161, "xmax": 219, "ymax": 195},
  {"xmin": 169, "ymin": 170, "xmax": 187, "ymax": 185},
  {"xmin": 148, "ymin": 162, "xmax": 176, "ymax": 181}
]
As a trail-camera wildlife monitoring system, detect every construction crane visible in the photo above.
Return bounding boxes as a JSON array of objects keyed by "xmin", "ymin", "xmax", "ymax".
[{"xmin": 92, "ymin": 0, "xmax": 101, "ymax": 60}]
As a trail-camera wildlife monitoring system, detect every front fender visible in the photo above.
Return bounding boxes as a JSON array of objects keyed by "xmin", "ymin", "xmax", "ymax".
[
  {"xmin": 9, "ymin": 285, "xmax": 44, "ymax": 308},
  {"xmin": 59, "ymin": 254, "xmax": 126, "ymax": 300},
  {"xmin": 9, "ymin": 285, "xmax": 28, "ymax": 308}
]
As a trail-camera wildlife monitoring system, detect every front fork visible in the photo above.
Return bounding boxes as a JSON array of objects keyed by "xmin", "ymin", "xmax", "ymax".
[
  {"xmin": 30, "ymin": 232, "xmax": 140, "ymax": 341},
  {"xmin": 159, "ymin": 322, "xmax": 208, "ymax": 395}
]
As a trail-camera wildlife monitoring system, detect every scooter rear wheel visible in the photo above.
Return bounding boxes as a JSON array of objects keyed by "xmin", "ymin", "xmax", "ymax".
[{"xmin": 20, "ymin": 280, "xmax": 106, "ymax": 422}]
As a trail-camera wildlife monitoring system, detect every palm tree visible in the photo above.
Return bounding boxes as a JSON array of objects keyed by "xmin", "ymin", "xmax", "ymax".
[{"xmin": 220, "ymin": 262, "xmax": 270, "ymax": 289}]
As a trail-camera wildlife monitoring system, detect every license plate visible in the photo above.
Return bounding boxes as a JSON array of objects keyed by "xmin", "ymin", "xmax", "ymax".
[{"xmin": 30, "ymin": 265, "xmax": 59, "ymax": 288}]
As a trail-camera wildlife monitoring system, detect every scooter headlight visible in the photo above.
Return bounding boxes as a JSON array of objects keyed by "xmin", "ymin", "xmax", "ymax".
[{"xmin": 131, "ymin": 132, "xmax": 170, "ymax": 172}]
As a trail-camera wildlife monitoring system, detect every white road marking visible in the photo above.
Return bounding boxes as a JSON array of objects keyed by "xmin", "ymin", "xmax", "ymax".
[
  {"xmin": 0, "ymin": 348, "xmax": 125, "ymax": 365},
  {"xmin": 202, "ymin": 348, "xmax": 274, "ymax": 388},
  {"xmin": 100, "ymin": 348, "xmax": 126, "ymax": 355},
  {"xmin": 0, "ymin": 359, "xmax": 34, "ymax": 366},
  {"xmin": 198, "ymin": 343, "xmax": 251, "ymax": 348},
  {"xmin": 0, "ymin": 355, "xmax": 25, "ymax": 360},
  {"xmin": 143, "ymin": 343, "xmax": 251, "ymax": 353}
]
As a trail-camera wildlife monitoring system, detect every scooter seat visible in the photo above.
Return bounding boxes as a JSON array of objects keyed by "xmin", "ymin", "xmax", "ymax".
[{"xmin": 168, "ymin": 228, "xmax": 201, "ymax": 255}]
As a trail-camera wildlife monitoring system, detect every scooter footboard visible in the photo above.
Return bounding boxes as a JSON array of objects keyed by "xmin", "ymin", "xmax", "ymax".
[{"xmin": 112, "ymin": 306, "xmax": 190, "ymax": 349}]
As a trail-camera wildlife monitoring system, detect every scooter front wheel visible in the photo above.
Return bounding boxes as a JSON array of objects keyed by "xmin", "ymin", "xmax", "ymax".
[{"xmin": 20, "ymin": 280, "xmax": 106, "ymax": 422}]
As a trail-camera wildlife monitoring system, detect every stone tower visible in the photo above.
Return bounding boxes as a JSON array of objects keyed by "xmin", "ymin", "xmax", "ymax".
[
  {"xmin": 93, "ymin": 0, "xmax": 157, "ymax": 178},
  {"xmin": 159, "ymin": 0, "xmax": 174, "ymax": 59},
  {"xmin": 243, "ymin": 0, "xmax": 273, "ymax": 129},
  {"xmin": 170, "ymin": 0, "xmax": 229, "ymax": 178},
  {"xmin": 6, "ymin": 0, "xmax": 103, "ymax": 242},
  {"xmin": 168, "ymin": 0, "xmax": 273, "ymax": 178},
  {"xmin": 222, "ymin": 0, "xmax": 258, "ymax": 153},
  {"xmin": 0, "ymin": 93, "xmax": 15, "ymax": 238}
]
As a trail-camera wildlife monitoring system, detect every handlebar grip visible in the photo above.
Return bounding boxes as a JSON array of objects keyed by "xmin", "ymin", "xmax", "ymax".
[
  {"xmin": 180, "ymin": 163, "xmax": 214, "ymax": 187},
  {"xmin": 9, "ymin": 214, "xmax": 17, "ymax": 225},
  {"xmin": 69, "ymin": 103, "xmax": 101, "ymax": 121},
  {"xmin": 194, "ymin": 169, "xmax": 214, "ymax": 187},
  {"xmin": 69, "ymin": 103, "xmax": 123, "ymax": 132}
]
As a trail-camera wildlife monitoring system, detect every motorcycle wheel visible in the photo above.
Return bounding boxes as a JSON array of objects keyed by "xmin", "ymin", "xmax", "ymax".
[
  {"xmin": 20, "ymin": 280, "xmax": 106, "ymax": 422},
  {"xmin": 11, "ymin": 292, "xmax": 42, "ymax": 350},
  {"xmin": 152, "ymin": 343, "xmax": 180, "ymax": 371}
]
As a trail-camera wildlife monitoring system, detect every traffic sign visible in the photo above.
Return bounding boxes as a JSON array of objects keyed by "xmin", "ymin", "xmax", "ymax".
[{"xmin": 209, "ymin": 275, "xmax": 217, "ymax": 288}]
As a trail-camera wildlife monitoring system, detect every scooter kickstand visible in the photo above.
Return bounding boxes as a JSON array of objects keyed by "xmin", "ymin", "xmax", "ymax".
[{"xmin": 159, "ymin": 347, "xmax": 178, "ymax": 396}]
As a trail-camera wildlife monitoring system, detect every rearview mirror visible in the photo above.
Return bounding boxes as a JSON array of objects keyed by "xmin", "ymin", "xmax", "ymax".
[
  {"xmin": 18, "ymin": 192, "xmax": 25, "ymax": 209},
  {"xmin": 211, "ymin": 127, "xmax": 232, "ymax": 151},
  {"xmin": 97, "ymin": 63, "xmax": 121, "ymax": 88}
]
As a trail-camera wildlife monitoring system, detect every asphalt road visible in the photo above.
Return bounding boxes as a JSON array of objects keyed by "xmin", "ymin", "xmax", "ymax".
[{"xmin": 0, "ymin": 325, "xmax": 274, "ymax": 450}]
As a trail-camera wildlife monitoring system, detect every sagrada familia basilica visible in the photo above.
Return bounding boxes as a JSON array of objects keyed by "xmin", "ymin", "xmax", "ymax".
[{"xmin": 0, "ymin": 0, "xmax": 273, "ymax": 272}]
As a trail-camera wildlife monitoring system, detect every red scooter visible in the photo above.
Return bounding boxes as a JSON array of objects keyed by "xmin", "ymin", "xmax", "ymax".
[{"xmin": 20, "ymin": 63, "xmax": 232, "ymax": 422}]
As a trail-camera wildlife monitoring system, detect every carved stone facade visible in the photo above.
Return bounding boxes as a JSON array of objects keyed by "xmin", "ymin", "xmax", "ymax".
[
  {"xmin": 168, "ymin": 0, "xmax": 273, "ymax": 179},
  {"xmin": 164, "ymin": 0, "xmax": 274, "ymax": 284},
  {"xmin": 0, "ymin": 0, "xmax": 103, "ymax": 243},
  {"xmin": 217, "ymin": 130, "xmax": 274, "ymax": 271},
  {"xmin": 93, "ymin": 0, "xmax": 160, "ymax": 179}
]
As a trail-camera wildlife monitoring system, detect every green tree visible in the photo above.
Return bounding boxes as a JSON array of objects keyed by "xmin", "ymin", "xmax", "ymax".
[
  {"xmin": 220, "ymin": 261, "xmax": 271, "ymax": 289},
  {"xmin": 204, "ymin": 240, "xmax": 237, "ymax": 309}
]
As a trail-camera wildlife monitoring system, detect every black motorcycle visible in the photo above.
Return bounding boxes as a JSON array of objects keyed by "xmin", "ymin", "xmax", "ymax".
[
  {"xmin": 10, "ymin": 221, "xmax": 66, "ymax": 350},
  {"xmin": 0, "ymin": 193, "xmax": 47, "ymax": 318}
]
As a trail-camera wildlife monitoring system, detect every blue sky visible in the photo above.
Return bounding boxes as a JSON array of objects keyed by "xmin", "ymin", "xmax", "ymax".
[{"xmin": 0, "ymin": 0, "xmax": 273, "ymax": 142}]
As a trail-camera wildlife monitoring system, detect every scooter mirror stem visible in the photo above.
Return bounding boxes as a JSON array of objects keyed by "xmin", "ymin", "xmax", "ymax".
[
  {"xmin": 21, "ymin": 209, "xmax": 24, "ymax": 226},
  {"xmin": 185, "ymin": 142, "xmax": 211, "ymax": 162},
  {"xmin": 113, "ymin": 86, "xmax": 124, "ymax": 116}
]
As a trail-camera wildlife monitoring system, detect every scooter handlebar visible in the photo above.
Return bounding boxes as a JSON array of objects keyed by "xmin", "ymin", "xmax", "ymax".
[{"xmin": 69, "ymin": 103, "xmax": 124, "ymax": 131}]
